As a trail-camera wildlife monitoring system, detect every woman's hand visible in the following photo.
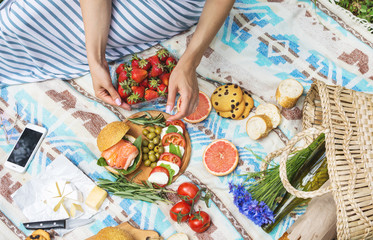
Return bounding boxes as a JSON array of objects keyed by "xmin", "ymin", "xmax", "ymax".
[
  {"xmin": 90, "ymin": 60, "xmax": 131, "ymax": 110},
  {"xmin": 166, "ymin": 58, "xmax": 199, "ymax": 121}
]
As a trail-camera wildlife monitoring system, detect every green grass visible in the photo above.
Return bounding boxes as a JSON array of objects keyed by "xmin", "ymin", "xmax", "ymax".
[{"xmin": 335, "ymin": 0, "xmax": 373, "ymax": 23}]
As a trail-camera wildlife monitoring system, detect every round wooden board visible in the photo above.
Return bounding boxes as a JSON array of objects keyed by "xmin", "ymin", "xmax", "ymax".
[{"xmin": 124, "ymin": 110, "xmax": 191, "ymax": 184}]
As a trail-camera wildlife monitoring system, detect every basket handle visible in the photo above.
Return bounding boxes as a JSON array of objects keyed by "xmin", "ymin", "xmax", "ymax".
[{"xmin": 279, "ymin": 127, "xmax": 332, "ymax": 199}]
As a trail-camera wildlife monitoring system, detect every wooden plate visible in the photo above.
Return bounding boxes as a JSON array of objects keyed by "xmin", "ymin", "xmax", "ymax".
[
  {"xmin": 124, "ymin": 110, "xmax": 191, "ymax": 184},
  {"xmin": 86, "ymin": 222, "xmax": 159, "ymax": 240}
]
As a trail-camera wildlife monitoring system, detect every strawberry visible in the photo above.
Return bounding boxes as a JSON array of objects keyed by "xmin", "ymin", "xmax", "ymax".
[
  {"xmin": 131, "ymin": 54, "xmax": 140, "ymax": 69},
  {"xmin": 157, "ymin": 83, "xmax": 168, "ymax": 96},
  {"xmin": 126, "ymin": 93, "xmax": 141, "ymax": 105},
  {"xmin": 144, "ymin": 89, "xmax": 159, "ymax": 101},
  {"xmin": 165, "ymin": 56, "xmax": 176, "ymax": 66},
  {"xmin": 159, "ymin": 72, "xmax": 170, "ymax": 86},
  {"xmin": 157, "ymin": 49, "xmax": 170, "ymax": 62},
  {"xmin": 118, "ymin": 82, "xmax": 131, "ymax": 100},
  {"xmin": 149, "ymin": 63, "xmax": 165, "ymax": 78},
  {"xmin": 116, "ymin": 63, "xmax": 125, "ymax": 74},
  {"xmin": 118, "ymin": 70, "xmax": 128, "ymax": 83},
  {"xmin": 131, "ymin": 85, "xmax": 145, "ymax": 98},
  {"xmin": 147, "ymin": 55, "xmax": 160, "ymax": 66},
  {"xmin": 148, "ymin": 78, "xmax": 160, "ymax": 91},
  {"xmin": 138, "ymin": 59, "xmax": 151, "ymax": 70},
  {"xmin": 140, "ymin": 79, "xmax": 149, "ymax": 88},
  {"xmin": 131, "ymin": 68, "xmax": 148, "ymax": 83}
]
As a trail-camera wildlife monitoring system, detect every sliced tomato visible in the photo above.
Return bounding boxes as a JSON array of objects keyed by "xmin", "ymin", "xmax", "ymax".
[
  {"xmin": 166, "ymin": 120, "xmax": 186, "ymax": 132},
  {"xmin": 162, "ymin": 132, "xmax": 186, "ymax": 147},
  {"xmin": 159, "ymin": 152, "xmax": 182, "ymax": 167}
]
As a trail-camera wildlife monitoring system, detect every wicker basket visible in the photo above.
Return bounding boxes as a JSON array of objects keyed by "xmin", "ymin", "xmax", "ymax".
[{"xmin": 269, "ymin": 80, "xmax": 373, "ymax": 240}]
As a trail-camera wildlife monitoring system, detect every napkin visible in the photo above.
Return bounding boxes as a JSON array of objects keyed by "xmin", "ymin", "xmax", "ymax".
[{"xmin": 13, "ymin": 155, "xmax": 108, "ymax": 236}]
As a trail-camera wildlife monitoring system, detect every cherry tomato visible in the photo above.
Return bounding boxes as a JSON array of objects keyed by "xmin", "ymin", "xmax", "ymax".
[
  {"xmin": 159, "ymin": 152, "xmax": 182, "ymax": 167},
  {"xmin": 177, "ymin": 182, "xmax": 200, "ymax": 205},
  {"xmin": 166, "ymin": 120, "xmax": 186, "ymax": 132},
  {"xmin": 162, "ymin": 132, "xmax": 186, "ymax": 147},
  {"xmin": 188, "ymin": 211, "xmax": 211, "ymax": 233},
  {"xmin": 170, "ymin": 201, "xmax": 191, "ymax": 223}
]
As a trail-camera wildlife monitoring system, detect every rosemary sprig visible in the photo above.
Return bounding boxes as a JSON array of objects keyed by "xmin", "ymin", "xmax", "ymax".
[
  {"xmin": 97, "ymin": 174, "xmax": 174, "ymax": 203},
  {"xmin": 128, "ymin": 111, "xmax": 166, "ymax": 127},
  {"xmin": 242, "ymin": 133, "xmax": 325, "ymax": 210}
]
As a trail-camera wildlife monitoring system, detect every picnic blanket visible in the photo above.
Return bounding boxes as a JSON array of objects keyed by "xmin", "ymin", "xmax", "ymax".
[{"xmin": 1, "ymin": 0, "xmax": 373, "ymax": 239}]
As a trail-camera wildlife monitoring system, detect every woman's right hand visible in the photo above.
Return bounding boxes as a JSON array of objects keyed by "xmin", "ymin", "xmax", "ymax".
[{"xmin": 90, "ymin": 60, "xmax": 131, "ymax": 110}]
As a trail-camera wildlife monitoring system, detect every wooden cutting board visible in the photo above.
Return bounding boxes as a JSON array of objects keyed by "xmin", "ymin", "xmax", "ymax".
[{"xmin": 86, "ymin": 222, "xmax": 160, "ymax": 240}]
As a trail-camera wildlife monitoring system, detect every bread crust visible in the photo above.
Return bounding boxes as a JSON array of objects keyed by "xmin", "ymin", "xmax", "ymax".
[
  {"xmin": 246, "ymin": 115, "xmax": 273, "ymax": 140},
  {"xmin": 97, "ymin": 121, "xmax": 130, "ymax": 152},
  {"xmin": 276, "ymin": 79, "xmax": 303, "ymax": 108},
  {"xmin": 255, "ymin": 103, "xmax": 281, "ymax": 128}
]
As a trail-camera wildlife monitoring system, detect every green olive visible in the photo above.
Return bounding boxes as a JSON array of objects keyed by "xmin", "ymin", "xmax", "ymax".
[
  {"xmin": 143, "ymin": 153, "xmax": 149, "ymax": 161},
  {"xmin": 148, "ymin": 142, "xmax": 155, "ymax": 150},
  {"xmin": 150, "ymin": 162, "xmax": 157, "ymax": 168},
  {"xmin": 149, "ymin": 154, "xmax": 157, "ymax": 162},
  {"xmin": 142, "ymin": 129, "xmax": 149, "ymax": 135},
  {"xmin": 148, "ymin": 126, "xmax": 155, "ymax": 133},
  {"xmin": 155, "ymin": 153, "xmax": 160, "ymax": 159},
  {"xmin": 148, "ymin": 150, "xmax": 155, "ymax": 156},
  {"xmin": 153, "ymin": 136, "xmax": 160, "ymax": 145},
  {"xmin": 158, "ymin": 146, "xmax": 165, "ymax": 154},
  {"xmin": 144, "ymin": 160, "xmax": 151, "ymax": 167},
  {"xmin": 154, "ymin": 146, "xmax": 159, "ymax": 153},
  {"xmin": 142, "ymin": 139, "xmax": 149, "ymax": 147},
  {"xmin": 147, "ymin": 132, "xmax": 156, "ymax": 140},
  {"xmin": 155, "ymin": 126, "xmax": 162, "ymax": 135},
  {"xmin": 142, "ymin": 147, "xmax": 149, "ymax": 154}
]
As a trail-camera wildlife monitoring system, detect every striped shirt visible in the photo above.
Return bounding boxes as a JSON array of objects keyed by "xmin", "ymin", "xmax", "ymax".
[{"xmin": 0, "ymin": 0, "xmax": 205, "ymax": 87}]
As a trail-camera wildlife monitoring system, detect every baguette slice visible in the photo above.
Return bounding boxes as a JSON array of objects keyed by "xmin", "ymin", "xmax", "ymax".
[
  {"xmin": 255, "ymin": 103, "xmax": 281, "ymax": 128},
  {"xmin": 167, "ymin": 233, "xmax": 189, "ymax": 240},
  {"xmin": 276, "ymin": 79, "xmax": 303, "ymax": 108},
  {"xmin": 246, "ymin": 115, "xmax": 273, "ymax": 140}
]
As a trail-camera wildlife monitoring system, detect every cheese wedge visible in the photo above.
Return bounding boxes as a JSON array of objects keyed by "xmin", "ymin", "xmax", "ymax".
[
  {"xmin": 70, "ymin": 203, "xmax": 84, "ymax": 218},
  {"xmin": 85, "ymin": 186, "xmax": 107, "ymax": 211}
]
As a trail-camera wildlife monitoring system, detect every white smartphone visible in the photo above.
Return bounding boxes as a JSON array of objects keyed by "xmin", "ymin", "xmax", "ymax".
[{"xmin": 4, "ymin": 123, "xmax": 47, "ymax": 173}]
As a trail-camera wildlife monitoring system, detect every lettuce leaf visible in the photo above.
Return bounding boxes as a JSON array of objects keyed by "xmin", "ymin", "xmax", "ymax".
[
  {"xmin": 169, "ymin": 143, "xmax": 182, "ymax": 158},
  {"xmin": 160, "ymin": 163, "xmax": 175, "ymax": 185},
  {"xmin": 97, "ymin": 157, "xmax": 108, "ymax": 166}
]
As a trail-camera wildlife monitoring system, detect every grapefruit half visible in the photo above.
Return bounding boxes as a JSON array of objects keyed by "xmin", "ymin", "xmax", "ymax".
[
  {"xmin": 177, "ymin": 91, "xmax": 211, "ymax": 123},
  {"xmin": 202, "ymin": 139, "xmax": 239, "ymax": 176}
]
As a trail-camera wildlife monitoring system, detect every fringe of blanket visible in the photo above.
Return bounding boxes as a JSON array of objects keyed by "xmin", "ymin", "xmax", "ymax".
[{"xmin": 317, "ymin": 0, "xmax": 373, "ymax": 34}]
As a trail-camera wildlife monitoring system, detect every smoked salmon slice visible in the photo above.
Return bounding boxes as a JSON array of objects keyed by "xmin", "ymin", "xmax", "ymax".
[{"xmin": 101, "ymin": 139, "xmax": 139, "ymax": 170}]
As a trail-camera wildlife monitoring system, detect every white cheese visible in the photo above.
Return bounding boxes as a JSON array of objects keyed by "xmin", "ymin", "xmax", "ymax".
[
  {"xmin": 157, "ymin": 160, "xmax": 180, "ymax": 175},
  {"xmin": 160, "ymin": 125, "xmax": 184, "ymax": 140},
  {"xmin": 70, "ymin": 203, "xmax": 84, "ymax": 218},
  {"xmin": 56, "ymin": 180, "xmax": 67, "ymax": 197},
  {"xmin": 65, "ymin": 189, "xmax": 83, "ymax": 202},
  {"xmin": 148, "ymin": 172, "xmax": 169, "ymax": 186}
]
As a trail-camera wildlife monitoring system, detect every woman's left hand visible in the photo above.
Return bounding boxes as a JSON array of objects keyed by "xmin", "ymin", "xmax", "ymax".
[{"xmin": 166, "ymin": 59, "xmax": 199, "ymax": 121}]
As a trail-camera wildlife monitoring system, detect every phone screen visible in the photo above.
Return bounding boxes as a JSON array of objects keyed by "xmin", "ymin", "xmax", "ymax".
[{"xmin": 7, "ymin": 128, "xmax": 43, "ymax": 167}]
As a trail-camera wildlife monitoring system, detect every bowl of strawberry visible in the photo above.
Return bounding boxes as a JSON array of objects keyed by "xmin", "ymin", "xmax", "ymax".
[{"xmin": 113, "ymin": 48, "xmax": 177, "ymax": 108}]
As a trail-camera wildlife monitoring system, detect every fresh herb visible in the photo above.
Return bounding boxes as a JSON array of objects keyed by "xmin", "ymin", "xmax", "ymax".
[
  {"xmin": 98, "ymin": 173, "xmax": 174, "ymax": 203},
  {"xmin": 169, "ymin": 143, "xmax": 182, "ymax": 158},
  {"xmin": 159, "ymin": 163, "xmax": 175, "ymax": 185},
  {"xmin": 166, "ymin": 125, "xmax": 178, "ymax": 134},
  {"xmin": 128, "ymin": 111, "xmax": 166, "ymax": 127}
]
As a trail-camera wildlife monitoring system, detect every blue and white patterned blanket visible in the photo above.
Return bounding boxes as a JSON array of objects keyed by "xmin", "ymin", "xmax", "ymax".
[{"xmin": 1, "ymin": 0, "xmax": 373, "ymax": 239}]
